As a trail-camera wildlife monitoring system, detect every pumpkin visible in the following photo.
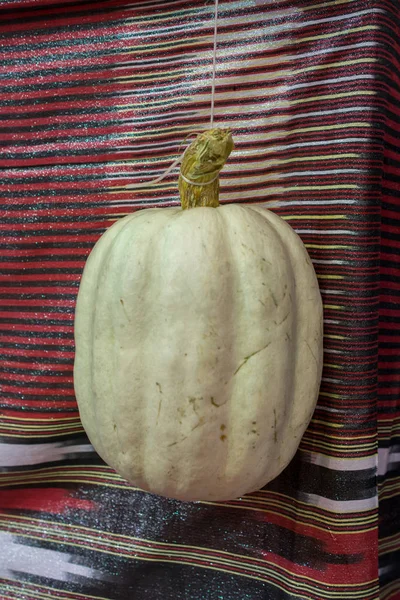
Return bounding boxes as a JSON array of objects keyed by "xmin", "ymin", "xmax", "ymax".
[{"xmin": 74, "ymin": 129, "xmax": 323, "ymax": 502}]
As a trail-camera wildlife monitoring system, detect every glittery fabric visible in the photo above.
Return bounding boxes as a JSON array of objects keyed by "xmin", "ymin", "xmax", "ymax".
[{"xmin": 0, "ymin": 0, "xmax": 399, "ymax": 598}]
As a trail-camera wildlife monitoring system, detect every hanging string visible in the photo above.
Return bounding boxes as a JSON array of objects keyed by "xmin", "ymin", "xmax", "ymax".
[
  {"xmin": 123, "ymin": 0, "xmax": 219, "ymax": 191},
  {"xmin": 210, "ymin": 0, "xmax": 219, "ymax": 128}
]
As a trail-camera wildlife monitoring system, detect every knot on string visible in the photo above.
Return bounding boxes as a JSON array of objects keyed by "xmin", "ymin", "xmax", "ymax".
[{"xmin": 122, "ymin": 130, "xmax": 216, "ymax": 191}]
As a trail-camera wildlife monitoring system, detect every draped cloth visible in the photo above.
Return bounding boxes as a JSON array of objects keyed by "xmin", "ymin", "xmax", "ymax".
[{"xmin": 0, "ymin": 1, "xmax": 399, "ymax": 598}]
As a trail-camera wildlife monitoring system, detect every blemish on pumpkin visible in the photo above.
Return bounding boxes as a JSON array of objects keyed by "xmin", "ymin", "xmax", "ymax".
[
  {"xmin": 234, "ymin": 341, "xmax": 271, "ymax": 376},
  {"xmin": 220, "ymin": 434, "xmax": 227, "ymax": 442},
  {"xmin": 276, "ymin": 312, "xmax": 290, "ymax": 326},
  {"xmin": 156, "ymin": 387, "xmax": 164, "ymax": 424},
  {"xmin": 113, "ymin": 424, "xmax": 117, "ymax": 431},
  {"xmin": 270, "ymin": 290, "xmax": 278, "ymax": 307},
  {"xmin": 252, "ymin": 421, "xmax": 257, "ymax": 425},
  {"xmin": 211, "ymin": 397, "xmax": 227, "ymax": 407},
  {"xmin": 189, "ymin": 397, "xmax": 202, "ymax": 416},
  {"xmin": 157, "ymin": 398, "xmax": 163, "ymax": 424},
  {"xmin": 304, "ymin": 339, "xmax": 318, "ymax": 365},
  {"xmin": 220, "ymin": 424, "xmax": 226, "ymax": 431},
  {"xmin": 191, "ymin": 418, "xmax": 205, "ymax": 432},
  {"xmin": 168, "ymin": 435, "xmax": 188, "ymax": 448},
  {"xmin": 241, "ymin": 243, "xmax": 255, "ymax": 255},
  {"xmin": 273, "ymin": 409, "xmax": 278, "ymax": 443},
  {"xmin": 119, "ymin": 298, "xmax": 131, "ymax": 322}
]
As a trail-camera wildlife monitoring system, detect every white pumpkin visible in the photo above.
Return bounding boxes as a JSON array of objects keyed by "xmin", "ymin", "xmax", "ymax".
[{"xmin": 74, "ymin": 129, "xmax": 323, "ymax": 502}]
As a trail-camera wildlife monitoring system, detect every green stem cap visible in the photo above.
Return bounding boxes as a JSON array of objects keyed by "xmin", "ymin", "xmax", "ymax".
[{"xmin": 179, "ymin": 128, "xmax": 234, "ymax": 210}]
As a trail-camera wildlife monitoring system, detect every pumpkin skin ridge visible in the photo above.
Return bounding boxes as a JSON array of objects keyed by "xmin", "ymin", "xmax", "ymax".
[
  {"xmin": 213, "ymin": 205, "xmax": 298, "ymax": 494},
  {"xmin": 74, "ymin": 209, "xmax": 179, "ymax": 484},
  {"xmin": 96, "ymin": 208, "xmax": 181, "ymax": 490},
  {"xmin": 75, "ymin": 211, "xmax": 138, "ymax": 462},
  {"xmin": 141, "ymin": 207, "xmax": 237, "ymax": 499},
  {"xmin": 247, "ymin": 204, "xmax": 300, "ymax": 442},
  {"xmin": 249, "ymin": 205, "xmax": 323, "ymax": 440},
  {"xmin": 95, "ymin": 211, "xmax": 159, "ymax": 468},
  {"xmin": 74, "ymin": 204, "xmax": 323, "ymax": 502}
]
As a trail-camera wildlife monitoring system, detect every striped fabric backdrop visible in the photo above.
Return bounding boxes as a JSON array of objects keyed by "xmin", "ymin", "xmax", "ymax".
[{"xmin": 0, "ymin": 0, "xmax": 399, "ymax": 598}]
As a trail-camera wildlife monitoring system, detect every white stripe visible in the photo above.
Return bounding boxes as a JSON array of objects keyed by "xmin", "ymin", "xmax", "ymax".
[
  {"xmin": 268, "ymin": 138, "xmax": 370, "ymax": 151},
  {"xmin": 295, "ymin": 41, "xmax": 378, "ymax": 61},
  {"xmin": 379, "ymin": 565, "xmax": 394, "ymax": 577},
  {"xmin": 0, "ymin": 531, "xmax": 103, "ymax": 583},
  {"xmin": 300, "ymin": 8, "xmax": 385, "ymax": 29},
  {"xmin": 266, "ymin": 200, "xmax": 357, "ymax": 207},
  {"xmin": 279, "ymin": 169, "xmax": 365, "ymax": 177},
  {"xmin": 303, "ymin": 493, "xmax": 378, "ymax": 513},
  {"xmin": 320, "ymin": 290, "xmax": 347, "ymax": 295},
  {"xmin": 291, "ymin": 74, "xmax": 374, "ymax": 90},
  {"xmin": 378, "ymin": 448, "xmax": 400, "ymax": 476},
  {"xmin": 0, "ymin": 443, "xmax": 94, "ymax": 467},
  {"xmin": 307, "ymin": 453, "xmax": 376, "ymax": 472},
  {"xmin": 313, "ymin": 259, "xmax": 348, "ymax": 265}
]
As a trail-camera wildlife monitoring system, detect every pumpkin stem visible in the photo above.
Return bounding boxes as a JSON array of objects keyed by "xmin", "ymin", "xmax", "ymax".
[{"xmin": 179, "ymin": 128, "xmax": 234, "ymax": 210}]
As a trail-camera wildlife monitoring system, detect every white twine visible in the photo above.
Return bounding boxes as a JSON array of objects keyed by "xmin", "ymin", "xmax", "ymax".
[
  {"xmin": 180, "ymin": 171, "xmax": 219, "ymax": 186},
  {"xmin": 124, "ymin": 0, "xmax": 219, "ymax": 191},
  {"xmin": 210, "ymin": 0, "xmax": 219, "ymax": 129}
]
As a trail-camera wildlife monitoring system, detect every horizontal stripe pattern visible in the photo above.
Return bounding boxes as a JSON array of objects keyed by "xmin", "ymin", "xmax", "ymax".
[
  {"xmin": 377, "ymin": 0, "xmax": 400, "ymax": 595},
  {"xmin": 0, "ymin": 0, "xmax": 398, "ymax": 597}
]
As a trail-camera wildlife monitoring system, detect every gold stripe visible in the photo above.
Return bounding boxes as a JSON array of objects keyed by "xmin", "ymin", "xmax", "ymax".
[
  {"xmin": 305, "ymin": 244, "xmax": 352, "ymax": 249},
  {"xmin": 295, "ymin": 57, "xmax": 376, "ymax": 75},
  {"xmin": 380, "ymin": 580, "xmax": 400, "ymax": 600},
  {"xmin": 0, "ymin": 575, "xmax": 110, "ymax": 600},
  {"xmin": 0, "ymin": 415, "xmax": 80, "ymax": 422},
  {"xmin": 286, "ymin": 185, "xmax": 358, "ymax": 191},
  {"xmin": 0, "ymin": 423, "xmax": 82, "ymax": 431},
  {"xmin": 311, "ymin": 419, "xmax": 344, "ymax": 429},
  {"xmin": 281, "ymin": 215, "xmax": 347, "ymax": 220},
  {"xmin": 293, "ymin": 90, "xmax": 376, "ymax": 105},
  {"xmin": 323, "ymin": 333, "xmax": 346, "ymax": 338}
]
